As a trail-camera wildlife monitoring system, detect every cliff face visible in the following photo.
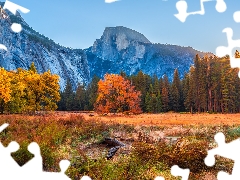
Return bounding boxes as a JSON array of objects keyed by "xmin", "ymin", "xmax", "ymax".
[
  {"xmin": 86, "ymin": 26, "xmax": 209, "ymax": 80},
  {"xmin": 0, "ymin": 5, "xmax": 90, "ymax": 90},
  {"xmin": 0, "ymin": 4, "xmax": 211, "ymax": 90}
]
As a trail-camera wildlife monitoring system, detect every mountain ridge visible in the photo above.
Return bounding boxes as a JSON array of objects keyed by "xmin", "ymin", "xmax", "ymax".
[{"xmin": 0, "ymin": 4, "xmax": 213, "ymax": 90}]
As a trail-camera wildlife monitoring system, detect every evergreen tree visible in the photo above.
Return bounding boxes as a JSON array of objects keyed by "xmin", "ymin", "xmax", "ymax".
[
  {"xmin": 182, "ymin": 72, "xmax": 189, "ymax": 111},
  {"xmin": 145, "ymin": 92, "xmax": 152, "ymax": 113},
  {"xmin": 75, "ymin": 83, "xmax": 87, "ymax": 111},
  {"xmin": 184, "ymin": 66, "xmax": 195, "ymax": 113},
  {"xmin": 86, "ymin": 75, "xmax": 100, "ymax": 110},
  {"xmin": 130, "ymin": 71, "xmax": 151, "ymax": 112},
  {"xmin": 161, "ymin": 74, "xmax": 170, "ymax": 112},
  {"xmin": 156, "ymin": 90, "xmax": 162, "ymax": 113},
  {"xmin": 171, "ymin": 69, "xmax": 181, "ymax": 111},
  {"xmin": 63, "ymin": 79, "xmax": 74, "ymax": 111}
]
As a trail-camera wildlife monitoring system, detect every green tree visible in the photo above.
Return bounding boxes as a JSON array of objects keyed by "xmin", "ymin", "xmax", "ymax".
[
  {"xmin": 171, "ymin": 69, "xmax": 181, "ymax": 112},
  {"xmin": 75, "ymin": 83, "xmax": 87, "ymax": 111},
  {"xmin": 86, "ymin": 75, "xmax": 100, "ymax": 110},
  {"xmin": 184, "ymin": 66, "xmax": 195, "ymax": 113},
  {"xmin": 161, "ymin": 74, "xmax": 170, "ymax": 112}
]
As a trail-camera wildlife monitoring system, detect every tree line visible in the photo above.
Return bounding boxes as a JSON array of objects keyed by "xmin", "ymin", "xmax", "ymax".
[
  {"xmin": 0, "ymin": 63, "xmax": 60, "ymax": 114},
  {"xmin": 59, "ymin": 54, "xmax": 240, "ymax": 114}
]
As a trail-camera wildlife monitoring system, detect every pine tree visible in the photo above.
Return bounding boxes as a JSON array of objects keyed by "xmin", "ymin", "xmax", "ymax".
[
  {"xmin": 156, "ymin": 90, "xmax": 162, "ymax": 113},
  {"xmin": 62, "ymin": 79, "xmax": 74, "ymax": 111},
  {"xmin": 161, "ymin": 74, "xmax": 170, "ymax": 112},
  {"xmin": 184, "ymin": 66, "xmax": 195, "ymax": 113},
  {"xmin": 171, "ymin": 84, "xmax": 180, "ymax": 111},
  {"xmin": 86, "ymin": 75, "xmax": 100, "ymax": 110},
  {"xmin": 130, "ymin": 71, "xmax": 151, "ymax": 112},
  {"xmin": 145, "ymin": 92, "xmax": 152, "ymax": 113},
  {"xmin": 182, "ymin": 72, "xmax": 189, "ymax": 111},
  {"xmin": 75, "ymin": 83, "xmax": 87, "ymax": 111},
  {"xmin": 152, "ymin": 74, "xmax": 160, "ymax": 94},
  {"xmin": 171, "ymin": 69, "xmax": 181, "ymax": 112}
]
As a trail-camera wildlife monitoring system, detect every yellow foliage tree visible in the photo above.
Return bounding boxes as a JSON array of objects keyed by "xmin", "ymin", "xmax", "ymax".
[
  {"xmin": 0, "ymin": 68, "xmax": 12, "ymax": 113},
  {"xmin": 5, "ymin": 68, "xmax": 27, "ymax": 113},
  {"xmin": 0, "ymin": 63, "xmax": 60, "ymax": 114},
  {"xmin": 94, "ymin": 73, "xmax": 142, "ymax": 114},
  {"xmin": 23, "ymin": 65, "xmax": 60, "ymax": 113}
]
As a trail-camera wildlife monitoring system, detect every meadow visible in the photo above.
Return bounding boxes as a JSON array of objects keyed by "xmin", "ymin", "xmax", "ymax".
[{"xmin": 1, "ymin": 112, "xmax": 240, "ymax": 179}]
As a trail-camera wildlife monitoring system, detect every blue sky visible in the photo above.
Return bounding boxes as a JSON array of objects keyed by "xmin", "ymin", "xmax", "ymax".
[{"xmin": 9, "ymin": 0, "xmax": 240, "ymax": 53}]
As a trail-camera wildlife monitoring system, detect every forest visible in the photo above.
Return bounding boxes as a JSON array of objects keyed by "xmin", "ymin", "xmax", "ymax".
[
  {"xmin": 58, "ymin": 54, "xmax": 240, "ymax": 114},
  {"xmin": 0, "ymin": 54, "xmax": 239, "ymax": 114}
]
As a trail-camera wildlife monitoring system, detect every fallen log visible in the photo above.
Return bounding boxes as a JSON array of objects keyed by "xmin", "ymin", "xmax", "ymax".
[
  {"xmin": 107, "ymin": 146, "xmax": 121, "ymax": 160},
  {"xmin": 103, "ymin": 137, "xmax": 126, "ymax": 159}
]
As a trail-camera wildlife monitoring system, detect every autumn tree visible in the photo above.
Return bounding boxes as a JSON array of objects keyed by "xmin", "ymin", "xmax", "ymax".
[
  {"xmin": 0, "ymin": 68, "xmax": 12, "ymax": 113},
  {"xmin": 94, "ymin": 74, "xmax": 142, "ymax": 114},
  {"xmin": 5, "ymin": 68, "xmax": 27, "ymax": 113},
  {"xmin": 0, "ymin": 63, "xmax": 60, "ymax": 114}
]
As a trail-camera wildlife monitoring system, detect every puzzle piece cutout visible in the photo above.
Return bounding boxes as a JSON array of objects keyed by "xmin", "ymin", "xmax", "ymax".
[
  {"xmin": 0, "ymin": 123, "xmax": 72, "ymax": 179},
  {"xmin": 3, "ymin": 0, "xmax": 29, "ymax": 32},
  {"xmin": 81, "ymin": 176, "xmax": 92, "ymax": 180},
  {"xmin": 105, "ymin": 0, "xmax": 119, "ymax": 3},
  {"xmin": 175, "ymin": 0, "xmax": 226, "ymax": 22},
  {"xmin": 0, "ymin": 0, "xmax": 29, "ymax": 51},
  {"xmin": 171, "ymin": 165, "xmax": 190, "ymax": 180},
  {"xmin": 154, "ymin": 165, "xmax": 190, "ymax": 180},
  {"xmin": 205, "ymin": 132, "xmax": 240, "ymax": 180},
  {"xmin": 216, "ymin": 12, "xmax": 240, "ymax": 78},
  {"xmin": 154, "ymin": 176, "xmax": 165, "ymax": 180}
]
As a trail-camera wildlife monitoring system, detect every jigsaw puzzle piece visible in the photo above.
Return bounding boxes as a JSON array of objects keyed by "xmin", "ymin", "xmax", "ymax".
[
  {"xmin": 174, "ymin": 0, "xmax": 188, "ymax": 22},
  {"xmin": 0, "ymin": 141, "xmax": 21, "ymax": 178},
  {"xmin": 217, "ymin": 171, "xmax": 233, "ymax": 180},
  {"xmin": 154, "ymin": 176, "xmax": 165, "ymax": 180},
  {"xmin": 215, "ymin": 0, "xmax": 227, "ymax": 13},
  {"xmin": 81, "ymin": 175, "xmax": 92, "ymax": 180},
  {"xmin": 205, "ymin": 132, "xmax": 240, "ymax": 179},
  {"xmin": 216, "ymin": 45, "xmax": 230, "ymax": 58},
  {"xmin": 0, "ymin": 123, "xmax": 9, "ymax": 133},
  {"xmin": 174, "ymin": 0, "xmax": 210, "ymax": 22},
  {"xmin": 175, "ymin": 0, "xmax": 226, "ymax": 22},
  {"xmin": 233, "ymin": 11, "xmax": 240, "ymax": 23},
  {"xmin": 0, "ymin": 124, "xmax": 20, "ymax": 178},
  {"xmin": 217, "ymin": 168, "xmax": 240, "ymax": 180},
  {"xmin": 0, "ymin": 44, "xmax": 7, "ymax": 51},
  {"xmin": 40, "ymin": 160, "xmax": 71, "ymax": 180},
  {"xmin": 171, "ymin": 165, "xmax": 190, "ymax": 180},
  {"xmin": 216, "ymin": 28, "xmax": 240, "ymax": 78},
  {"xmin": 205, "ymin": 132, "xmax": 240, "ymax": 162},
  {"xmin": 21, "ymin": 142, "xmax": 43, "ymax": 173},
  {"xmin": 3, "ymin": 0, "xmax": 30, "ymax": 33}
]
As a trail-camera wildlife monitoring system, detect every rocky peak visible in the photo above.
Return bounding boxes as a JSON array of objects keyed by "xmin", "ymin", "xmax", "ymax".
[
  {"xmin": 101, "ymin": 26, "xmax": 151, "ymax": 44},
  {"xmin": 91, "ymin": 26, "xmax": 151, "ymax": 61}
]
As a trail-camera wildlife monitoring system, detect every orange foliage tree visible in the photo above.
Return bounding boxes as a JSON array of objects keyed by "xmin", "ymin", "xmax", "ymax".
[{"xmin": 94, "ymin": 74, "xmax": 142, "ymax": 114}]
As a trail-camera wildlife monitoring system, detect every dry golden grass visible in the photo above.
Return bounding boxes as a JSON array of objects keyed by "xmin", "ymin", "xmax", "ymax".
[
  {"xmin": 3, "ymin": 112, "xmax": 240, "ymax": 126},
  {"xmin": 79, "ymin": 112, "xmax": 240, "ymax": 126}
]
